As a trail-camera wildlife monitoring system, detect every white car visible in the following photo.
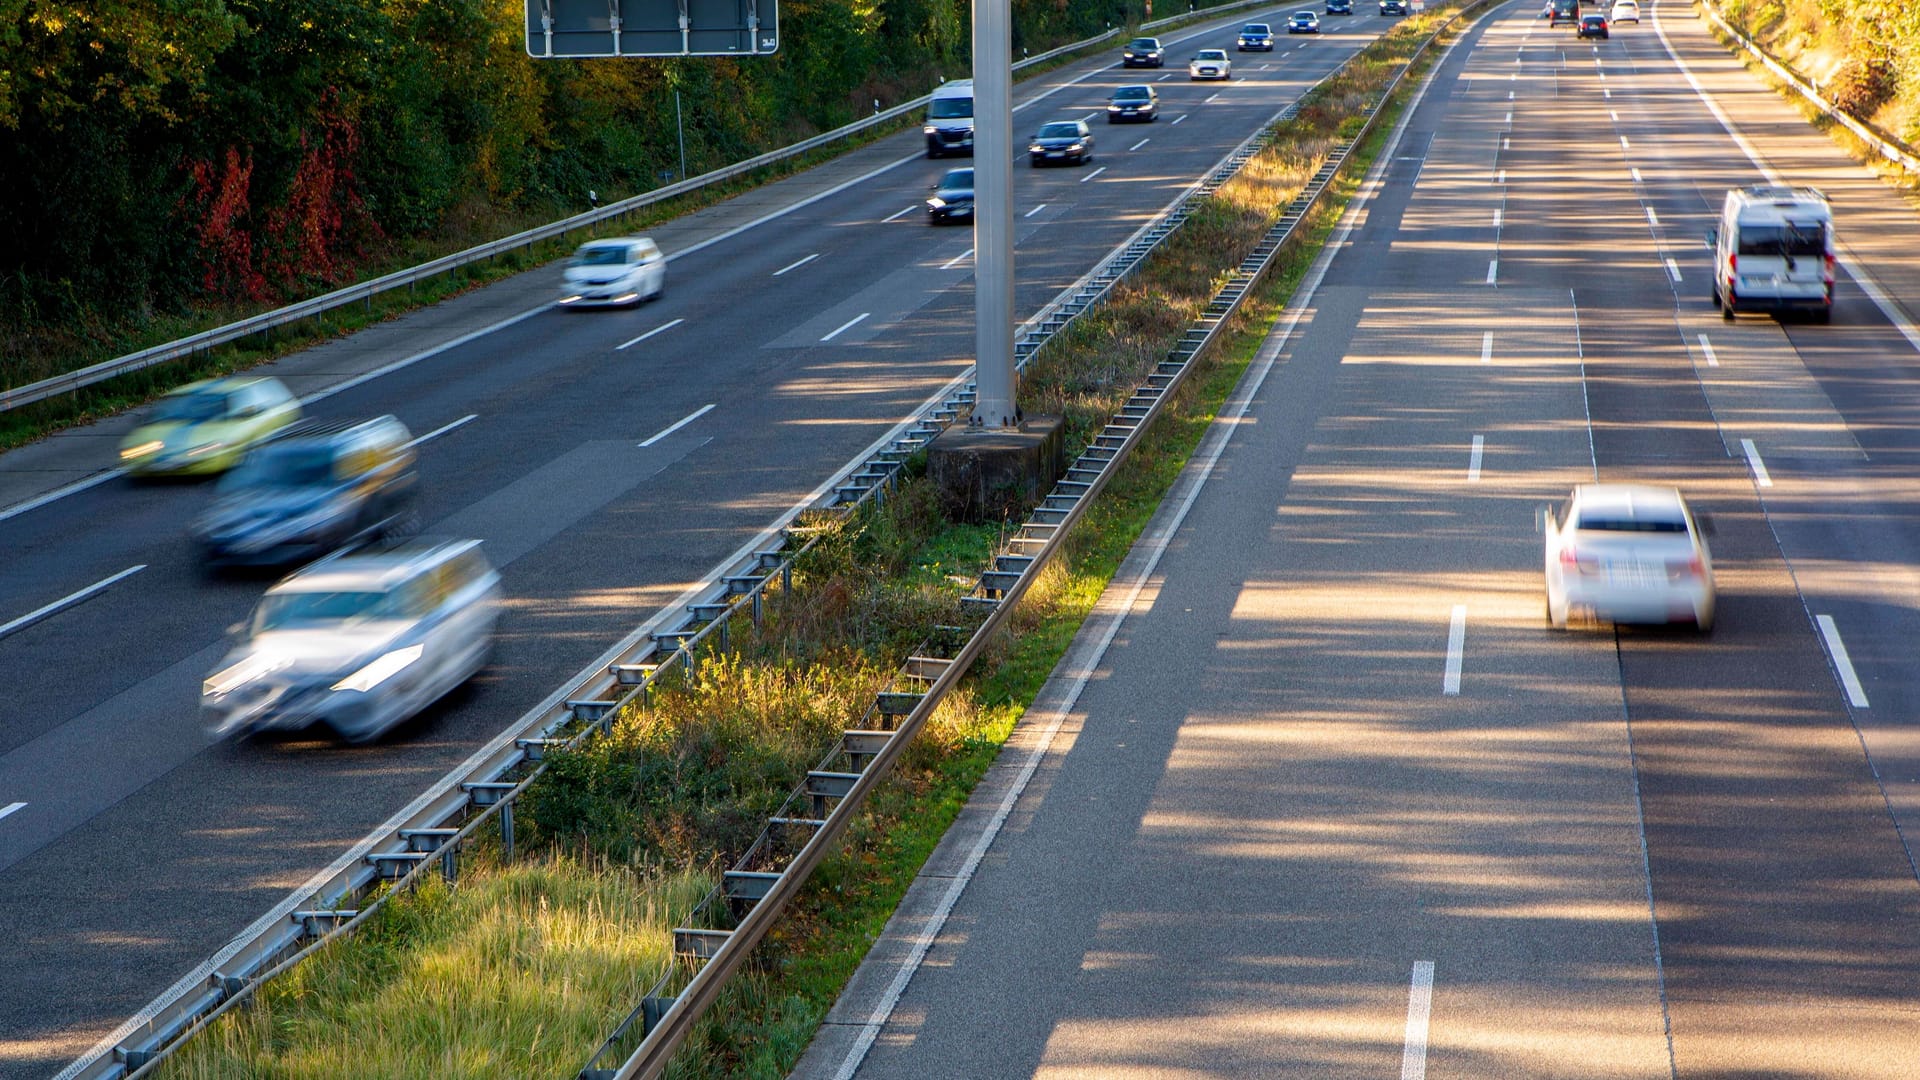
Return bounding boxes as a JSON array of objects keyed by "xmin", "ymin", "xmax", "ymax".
[
  {"xmin": 558, "ymin": 236, "xmax": 666, "ymax": 307},
  {"xmin": 1189, "ymin": 49, "xmax": 1232, "ymax": 80},
  {"xmin": 1543, "ymin": 485, "xmax": 1715, "ymax": 631},
  {"xmin": 1609, "ymin": 0, "xmax": 1639, "ymax": 22},
  {"xmin": 203, "ymin": 539, "xmax": 502, "ymax": 743}
]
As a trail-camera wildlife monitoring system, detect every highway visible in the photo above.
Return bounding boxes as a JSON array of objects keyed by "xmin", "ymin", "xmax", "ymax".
[
  {"xmin": 0, "ymin": 7, "xmax": 1410, "ymax": 1075},
  {"xmin": 797, "ymin": 1, "xmax": 1920, "ymax": 1076}
]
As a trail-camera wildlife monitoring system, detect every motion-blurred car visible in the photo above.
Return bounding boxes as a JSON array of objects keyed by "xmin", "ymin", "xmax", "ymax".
[
  {"xmin": 1578, "ymin": 12, "xmax": 1609, "ymax": 36},
  {"xmin": 1122, "ymin": 37, "xmax": 1165, "ymax": 67},
  {"xmin": 1542, "ymin": 484, "xmax": 1715, "ymax": 631},
  {"xmin": 1609, "ymin": 0, "xmax": 1639, "ymax": 21},
  {"xmin": 1326, "ymin": 0, "xmax": 1352, "ymax": 13},
  {"xmin": 118, "ymin": 377, "xmax": 301, "ymax": 477},
  {"xmin": 1189, "ymin": 49, "xmax": 1232, "ymax": 80},
  {"xmin": 194, "ymin": 416, "xmax": 417, "ymax": 567},
  {"xmin": 1029, "ymin": 120, "xmax": 1095, "ymax": 166},
  {"xmin": 1289, "ymin": 10, "xmax": 1321, "ymax": 32},
  {"xmin": 202, "ymin": 538, "xmax": 501, "ymax": 744},
  {"xmin": 1237, "ymin": 23, "xmax": 1275, "ymax": 50},
  {"xmin": 1107, "ymin": 84, "xmax": 1159, "ymax": 122},
  {"xmin": 557, "ymin": 236, "xmax": 666, "ymax": 308},
  {"xmin": 926, "ymin": 167, "xmax": 975, "ymax": 225}
]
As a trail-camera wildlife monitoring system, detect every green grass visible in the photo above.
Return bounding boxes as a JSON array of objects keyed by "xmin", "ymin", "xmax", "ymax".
[{"xmin": 150, "ymin": 7, "xmax": 1465, "ymax": 1078}]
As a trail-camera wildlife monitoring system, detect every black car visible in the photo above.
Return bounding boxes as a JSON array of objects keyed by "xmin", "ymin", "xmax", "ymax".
[
  {"xmin": 1236, "ymin": 23, "xmax": 1274, "ymax": 50},
  {"xmin": 1379, "ymin": 0, "xmax": 1407, "ymax": 13},
  {"xmin": 1577, "ymin": 12, "xmax": 1609, "ymax": 36},
  {"xmin": 194, "ymin": 416, "xmax": 418, "ymax": 568},
  {"xmin": 1029, "ymin": 120, "xmax": 1094, "ymax": 166},
  {"xmin": 926, "ymin": 167, "xmax": 975, "ymax": 224},
  {"xmin": 1122, "ymin": 37, "xmax": 1164, "ymax": 67},
  {"xmin": 1107, "ymin": 84, "xmax": 1158, "ymax": 123},
  {"xmin": 1326, "ymin": 0, "xmax": 1352, "ymax": 13}
]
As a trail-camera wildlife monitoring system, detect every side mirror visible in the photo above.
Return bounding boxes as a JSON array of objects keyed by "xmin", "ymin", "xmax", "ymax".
[
  {"xmin": 1535, "ymin": 505, "xmax": 1552, "ymax": 534},
  {"xmin": 1704, "ymin": 228, "xmax": 1718, "ymax": 249},
  {"xmin": 226, "ymin": 621, "xmax": 247, "ymax": 638}
]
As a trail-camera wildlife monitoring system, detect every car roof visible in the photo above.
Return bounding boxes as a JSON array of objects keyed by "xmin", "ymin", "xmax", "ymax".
[
  {"xmin": 1571, "ymin": 484, "xmax": 1688, "ymax": 515},
  {"xmin": 270, "ymin": 539, "xmax": 485, "ymax": 594}
]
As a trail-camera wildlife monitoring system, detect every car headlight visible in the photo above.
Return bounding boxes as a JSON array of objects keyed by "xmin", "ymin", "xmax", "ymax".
[
  {"xmin": 121, "ymin": 440, "xmax": 164, "ymax": 460},
  {"xmin": 923, "ymin": 125, "xmax": 936, "ymax": 134},
  {"xmin": 332, "ymin": 644, "xmax": 424, "ymax": 693},
  {"xmin": 205, "ymin": 654, "xmax": 291, "ymax": 698},
  {"xmin": 1066, "ymin": 143, "xmax": 1084, "ymax": 153},
  {"xmin": 928, "ymin": 197, "xmax": 946, "ymax": 209}
]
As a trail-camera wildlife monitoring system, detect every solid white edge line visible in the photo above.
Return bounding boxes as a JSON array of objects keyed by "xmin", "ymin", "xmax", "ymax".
[
  {"xmin": 822, "ymin": 27, "xmax": 1461, "ymax": 1077},
  {"xmin": 299, "ymin": 306, "xmax": 548, "ymax": 409},
  {"xmin": 1080, "ymin": 165, "xmax": 1108, "ymax": 183},
  {"xmin": 617, "ymin": 317, "xmax": 686, "ymax": 351},
  {"xmin": 1481, "ymin": 330, "xmax": 1493, "ymax": 363},
  {"xmin": 638, "ymin": 403, "xmax": 717, "ymax": 448},
  {"xmin": 404, "ymin": 414, "xmax": 477, "ymax": 449},
  {"xmin": 942, "ymin": 249, "xmax": 975, "ymax": 270},
  {"xmin": 0, "ymin": 470, "xmax": 124, "ymax": 526},
  {"xmin": 0, "ymin": 802, "xmax": 24, "ymax": 822},
  {"xmin": 1401, "ymin": 960, "xmax": 1437, "ymax": 1080},
  {"xmin": 1652, "ymin": 0, "xmax": 1920, "ymax": 358},
  {"xmin": 1468, "ymin": 435, "xmax": 1485, "ymax": 481},
  {"xmin": 773, "ymin": 252, "xmax": 821, "ymax": 276},
  {"xmin": 1443, "ymin": 605, "xmax": 1466, "ymax": 696},
  {"xmin": 1740, "ymin": 437, "xmax": 1773, "ymax": 488},
  {"xmin": 882, "ymin": 205, "xmax": 916, "ymax": 223},
  {"xmin": 1024, "ymin": 203, "xmax": 1048, "ymax": 218},
  {"xmin": 1816, "ymin": 614, "xmax": 1871, "ymax": 708},
  {"xmin": 820, "ymin": 312, "xmax": 872, "ymax": 342},
  {"xmin": 0, "ymin": 564, "xmax": 147, "ymax": 642},
  {"xmin": 1697, "ymin": 332, "xmax": 1719, "ymax": 367}
]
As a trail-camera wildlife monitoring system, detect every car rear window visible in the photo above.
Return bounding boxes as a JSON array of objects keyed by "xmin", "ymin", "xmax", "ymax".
[
  {"xmin": 1736, "ymin": 223, "xmax": 1826, "ymax": 257},
  {"xmin": 1573, "ymin": 513, "xmax": 1687, "ymax": 533}
]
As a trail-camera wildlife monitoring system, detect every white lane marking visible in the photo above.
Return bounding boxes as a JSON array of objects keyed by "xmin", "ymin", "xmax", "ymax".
[
  {"xmin": 617, "ymin": 318, "xmax": 685, "ymax": 351},
  {"xmin": 1156, "ymin": 72, "xmax": 1174, "ymax": 81},
  {"xmin": 638, "ymin": 403, "xmax": 716, "ymax": 448},
  {"xmin": 942, "ymin": 248, "xmax": 975, "ymax": 270},
  {"xmin": 1645, "ymin": 206, "xmax": 1660, "ymax": 227},
  {"xmin": 1129, "ymin": 137, "xmax": 1151, "ymax": 151},
  {"xmin": 1631, "ymin": 166, "xmax": 1643, "ymax": 182},
  {"xmin": 773, "ymin": 252, "xmax": 820, "ymax": 276},
  {"xmin": 1481, "ymin": 331, "xmax": 1493, "ymax": 363},
  {"xmin": 302, "ymin": 306, "xmax": 547, "ymax": 409},
  {"xmin": 1508, "ymin": 90, "xmax": 1514, "ymax": 100},
  {"xmin": 405, "ymin": 414, "xmax": 477, "ymax": 449},
  {"xmin": 1486, "ymin": 259, "xmax": 1499, "ymax": 285},
  {"xmin": 883, "ymin": 205, "xmax": 917, "ymax": 222},
  {"xmin": 1402, "ymin": 961, "xmax": 1437, "ymax": 1080},
  {"xmin": 1501, "ymin": 135, "xmax": 1510, "ymax": 150},
  {"xmin": 0, "ymin": 802, "xmax": 24, "ymax": 823},
  {"xmin": 1497, "ymin": 169, "xmax": 1506, "ymax": 185},
  {"xmin": 1468, "ymin": 435, "xmax": 1485, "ymax": 481},
  {"xmin": 1505, "ymin": 110, "xmax": 1513, "ymax": 124},
  {"xmin": 1740, "ymin": 437, "xmax": 1773, "ymax": 488},
  {"xmin": 1443, "ymin": 606, "xmax": 1466, "ymax": 696},
  {"xmin": 1620, "ymin": 134, "xmax": 1631, "ymax": 149},
  {"xmin": 1604, "ymin": 87, "xmax": 1613, "ymax": 99},
  {"xmin": 1204, "ymin": 92, "xmax": 1222, "ymax": 103},
  {"xmin": 1079, "ymin": 166, "xmax": 1107, "ymax": 183},
  {"xmin": 1492, "ymin": 208, "xmax": 1503, "ymax": 230},
  {"xmin": 1665, "ymin": 257, "xmax": 1682, "ymax": 283},
  {"xmin": 1511, "ymin": 71, "xmax": 1517, "ymax": 80},
  {"xmin": 1698, "ymin": 333, "xmax": 1719, "ymax": 367},
  {"xmin": 0, "ymin": 564, "xmax": 147, "ymax": 642},
  {"xmin": 1260, "ymin": 63, "xmax": 1272, "ymax": 70},
  {"xmin": 1081, "ymin": 112, "xmax": 1099, "ymax": 123},
  {"xmin": 1171, "ymin": 113, "xmax": 1189, "ymax": 125},
  {"xmin": 0, "ymin": 471, "xmax": 124, "ymax": 527},
  {"xmin": 821, "ymin": 312, "xmax": 871, "ymax": 341},
  {"xmin": 1025, "ymin": 203, "xmax": 1048, "ymax": 218},
  {"xmin": 1817, "ymin": 615, "xmax": 1871, "ymax": 708}
]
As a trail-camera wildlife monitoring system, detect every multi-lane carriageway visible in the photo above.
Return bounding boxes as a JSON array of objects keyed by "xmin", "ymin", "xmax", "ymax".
[
  {"xmin": 794, "ymin": 3, "xmax": 1920, "ymax": 1079},
  {"xmin": 0, "ymin": 5, "xmax": 1408, "ymax": 1076}
]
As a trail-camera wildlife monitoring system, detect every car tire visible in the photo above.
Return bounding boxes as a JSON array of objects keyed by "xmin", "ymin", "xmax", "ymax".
[
  {"xmin": 1722, "ymin": 300, "xmax": 1735, "ymax": 322},
  {"xmin": 1547, "ymin": 594, "xmax": 1568, "ymax": 629},
  {"xmin": 1815, "ymin": 305, "xmax": 1832, "ymax": 325},
  {"xmin": 1696, "ymin": 609, "xmax": 1715, "ymax": 634}
]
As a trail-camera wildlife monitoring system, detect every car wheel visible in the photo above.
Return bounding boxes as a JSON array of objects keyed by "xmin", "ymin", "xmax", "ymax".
[
  {"xmin": 1547, "ymin": 591, "xmax": 1569, "ymax": 629},
  {"xmin": 1710, "ymin": 282, "xmax": 1720, "ymax": 308},
  {"xmin": 1722, "ymin": 300, "xmax": 1735, "ymax": 322},
  {"xmin": 1815, "ymin": 305, "xmax": 1832, "ymax": 325},
  {"xmin": 1695, "ymin": 607, "xmax": 1715, "ymax": 634}
]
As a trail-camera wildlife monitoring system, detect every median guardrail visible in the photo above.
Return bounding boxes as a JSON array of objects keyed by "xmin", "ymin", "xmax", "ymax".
[{"xmin": 0, "ymin": 0, "xmax": 1285, "ymax": 418}]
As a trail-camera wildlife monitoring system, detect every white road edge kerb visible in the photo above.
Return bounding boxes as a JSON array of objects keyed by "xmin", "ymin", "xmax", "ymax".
[
  {"xmin": 54, "ymin": 8, "xmax": 1333, "ymax": 1075},
  {"xmin": 817, "ymin": 14, "xmax": 1471, "ymax": 1076}
]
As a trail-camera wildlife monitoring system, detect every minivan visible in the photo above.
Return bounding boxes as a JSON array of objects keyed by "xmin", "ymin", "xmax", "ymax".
[
  {"xmin": 1709, "ymin": 185, "xmax": 1835, "ymax": 323},
  {"xmin": 924, "ymin": 79, "xmax": 974, "ymax": 158}
]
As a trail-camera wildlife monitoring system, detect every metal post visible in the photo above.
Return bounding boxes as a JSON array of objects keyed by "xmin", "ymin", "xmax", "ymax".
[
  {"xmin": 676, "ymin": 90, "xmax": 688, "ymax": 180},
  {"xmin": 972, "ymin": 0, "xmax": 1018, "ymax": 429},
  {"xmin": 500, "ymin": 799, "xmax": 515, "ymax": 860}
]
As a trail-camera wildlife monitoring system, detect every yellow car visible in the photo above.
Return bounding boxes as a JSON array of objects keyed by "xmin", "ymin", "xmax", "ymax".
[{"xmin": 118, "ymin": 376, "xmax": 302, "ymax": 476}]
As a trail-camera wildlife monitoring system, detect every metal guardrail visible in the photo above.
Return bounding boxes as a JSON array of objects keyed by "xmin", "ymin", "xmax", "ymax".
[
  {"xmin": 586, "ymin": 8, "xmax": 1488, "ymax": 1079},
  {"xmin": 1697, "ymin": 1, "xmax": 1920, "ymax": 179},
  {"xmin": 0, "ymin": 0, "xmax": 1282, "ymax": 418},
  {"xmin": 58, "ymin": 10, "xmax": 1324, "ymax": 1080}
]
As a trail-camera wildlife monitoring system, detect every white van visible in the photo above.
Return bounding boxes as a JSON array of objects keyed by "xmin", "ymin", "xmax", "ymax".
[
  {"xmin": 924, "ymin": 79, "xmax": 974, "ymax": 158},
  {"xmin": 1709, "ymin": 185, "xmax": 1834, "ymax": 323}
]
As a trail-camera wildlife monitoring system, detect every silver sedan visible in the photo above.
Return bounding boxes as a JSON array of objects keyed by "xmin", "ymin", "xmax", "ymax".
[{"xmin": 1542, "ymin": 484, "xmax": 1716, "ymax": 631}]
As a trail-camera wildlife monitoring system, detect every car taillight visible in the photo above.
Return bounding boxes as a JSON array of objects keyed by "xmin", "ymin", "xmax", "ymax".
[
  {"xmin": 1728, "ymin": 253, "xmax": 1736, "ymax": 274},
  {"xmin": 1824, "ymin": 253, "xmax": 1836, "ymax": 282}
]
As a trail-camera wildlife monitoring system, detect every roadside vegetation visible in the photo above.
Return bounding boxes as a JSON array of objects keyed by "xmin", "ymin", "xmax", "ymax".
[
  {"xmin": 153, "ymin": 8, "xmax": 1460, "ymax": 1080},
  {"xmin": 1709, "ymin": 0, "xmax": 1920, "ymax": 160}
]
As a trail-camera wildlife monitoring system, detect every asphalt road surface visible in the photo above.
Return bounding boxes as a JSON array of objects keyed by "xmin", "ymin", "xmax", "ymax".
[
  {"xmin": 0, "ymin": 6, "xmax": 1414, "ymax": 1076},
  {"xmin": 801, "ymin": 1, "xmax": 1920, "ymax": 1076}
]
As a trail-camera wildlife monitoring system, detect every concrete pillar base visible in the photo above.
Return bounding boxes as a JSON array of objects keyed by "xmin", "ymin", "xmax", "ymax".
[{"xmin": 925, "ymin": 415, "xmax": 1066, "ymax": 524}]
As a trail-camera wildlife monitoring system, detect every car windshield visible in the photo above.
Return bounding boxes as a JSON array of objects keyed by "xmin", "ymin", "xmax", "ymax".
[
  {"xmin": 254, "ymin": 589, "xmax": 408, "ymax": 632},
  {"xmin": 1128, "ymin": 38, "xmax": 1157, "ymax": 49},
  {"xmin": 927, "ymin": 98, "xmax": 971, "ymax": 119},
  {"xmin": 1736, "ymin": 223, "xmax": 1825, "ymax": 257},
  {"xmin": 939, "ymin": 169, "xmax": 973, "ymax": 190},
  {"xmin": 1196, "ymin": 50, "xmax": 1227, "ymax": 60},
  {"xmin": 1114, "ymin": 87, "xmax": 1151, "ymax": 100},
  {"xmin": 222, "ymin": 444, "xmax": 335, "ymax": 490},
  {"xmin": 1295, "ymin": 11, "xmax": 1314, "ymax": 17},
  {"xmin": 155, "ymin": 391, "xmax": 228, "ymax": 424},
  {"xmin": 1243, "ymin": 24, "xmax": 1268, "ymax": 32},
  {"xmin": 1038, "ymin": 123, "xmax": 1081, "ymax": 139},
  {"xmin": 1574, "ymin": 512, "xmax": 1687, "ymax": 533},
  {"xmin": 573, "ymin": 246, "xmax": 634, "ymax": 267}
]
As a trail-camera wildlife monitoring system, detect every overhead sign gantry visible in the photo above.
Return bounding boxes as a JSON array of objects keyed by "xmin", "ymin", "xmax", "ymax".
[{"xmin": 526, "ymin": 0, "xmax": 777, "ymax": 57}]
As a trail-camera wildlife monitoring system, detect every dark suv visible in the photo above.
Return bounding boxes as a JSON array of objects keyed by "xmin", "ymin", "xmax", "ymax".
[
  {"xmin": 1379, "ymin": 0, "xmax": 1407, "ymax": 13},
  {"xmin": 1121, "ymin": 37, "xmax": 1164, "ymax": 67},
  {"xmin": 195, "ymin": 416, "xmax": 418, "ymax": 567},
  {"xmin": 1326, "ymin": 0, "xmax": 1353, "ymax": 12}
]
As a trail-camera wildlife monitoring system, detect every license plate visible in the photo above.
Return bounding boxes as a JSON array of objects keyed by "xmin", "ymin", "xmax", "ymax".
[{"xmin": 1604, "ymin": 561, "xmax": 1664, "ymax": 587}]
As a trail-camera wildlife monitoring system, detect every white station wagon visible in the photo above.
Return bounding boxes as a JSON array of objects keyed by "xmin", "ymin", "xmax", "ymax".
[
  {"xmin": 559, "ymin": 236, "xmax": 666, "ymax": 308},
  {"xmin": 1542, "ymin": 484, "xmax": 1715, "ymax": 632}
]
